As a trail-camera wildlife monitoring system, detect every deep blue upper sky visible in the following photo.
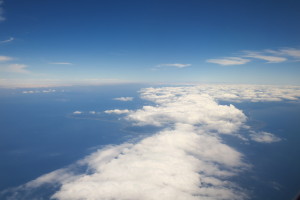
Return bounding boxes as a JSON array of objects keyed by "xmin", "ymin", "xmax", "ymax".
[{"xmin": 0, "ymin": 0, "xmax": 300, "ymax": 86}]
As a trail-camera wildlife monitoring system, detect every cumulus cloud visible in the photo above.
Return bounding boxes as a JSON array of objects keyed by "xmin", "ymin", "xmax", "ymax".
[
  {"xmin": 206, "ymin": 57, "xmax": 250, "ymax": 66},
  {"xmin": 73, "ymin": 111, "xmax": 82, "ymax": 114},
  {"xmin": 249, "ymin": 131, "xmax": 281, "ymax": 143},
  {"xmin": 0, "ymin": 37, "xmax": 14, "ymax": 44},
  {"xmin": 104, "ymin": 109, "xmax": 131, "ymax": 114},
  {"xmin": 4, "ymin": 84, "xmax": 300, "ymax": 200},
  {"xmin": 113, "ymin": 97, "xmax": 134, "ymax": 101},
  {"xmin": 157, "ymin": 63, "xmax": 192, "ymax": 68}
]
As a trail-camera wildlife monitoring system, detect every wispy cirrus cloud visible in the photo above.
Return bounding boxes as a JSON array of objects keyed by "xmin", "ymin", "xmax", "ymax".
[
  {"xmin": 206, "ymin": 57, "xmax": 250, "ymax": 66},
  {"xmin": 266, "ymin": 48, "xmax": 300, "ymax": 60},
  {"xmin": 207, "ymin": 47, "xmax": 300, "ymax": 66},
  {"xmin": 0, "ymin": 37, "xmax": 14, "ymax": 44},
  {"xmin": 243, "ymin": 51, "xmax": 286, "ymax": 63},
  {"xmin": 104, "ymin": 109, "xmax": 131, "ymax": 114},
  {"xmin": 156, "ymin": 63, "xmax": 191, "ymax": 68}
]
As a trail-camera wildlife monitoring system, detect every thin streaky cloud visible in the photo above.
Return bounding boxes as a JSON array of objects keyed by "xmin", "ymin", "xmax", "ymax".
[
  {"xmin": 0, "ymin": 37, "xmax": 14, "ymax": 44},
  {"xmin": 157, "ymin": 63, "xmax": 191, "ymax": 68},
  {"xmin": 279, "ymin": 48, "xmax": 300, "ymax": 58},
  {"xmin": 243, "ymin": 51, "xmax": 286, "ymax": 63},
  {"xmin": 206, "ymin": 57, "xmax": 250, "ymax": 66}
]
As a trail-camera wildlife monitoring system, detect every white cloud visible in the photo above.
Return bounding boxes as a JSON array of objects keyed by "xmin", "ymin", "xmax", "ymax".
[
  {"xmin": 0, "ymin": 55, "xmax": 13, "ymax": 62},
  {"xmin": 279, "ymin": 48, "xmax": 300, "ymax": 59},
  {"xmin": 113, "ymin": 97, "xmax": 134, "ymax": 101},
  {"xmin": 73, "ymin": 111, "xmax": 82, "ymax": 114},
  {"xmin": 104, "ymin": 109, "xmax": 131, "ymax": 114},
  {"xmin": 5, "ymin": 84, "xmax": 300, "ymax": 200},
  {"xmin": 49, "ymin": 62, "xmax": 73, "ymax": 65},
  {"xmin": 156, "ymin": 63, "xmax": 191, "ymax": 68},
  {"xmin": 206, "ymin": 57, "xmax": 250, "ymax": 66},
  {"xmin": 0, "ymin": 37, "xmax": 14, "ymax": 44},
  {"xmin": 243, "ymin": 51, "xmax": 286, "ymax": 63},
  {"xmin": 249, "ymin": 131, "xmax": 281, "ymax": 143},
  {"xmin": 22, "ymin": 90, "xmax": 37, "ymax": 94},
  {"xmin": 207, "ymin": 47, "xmax": 300, "ymax": 66}
]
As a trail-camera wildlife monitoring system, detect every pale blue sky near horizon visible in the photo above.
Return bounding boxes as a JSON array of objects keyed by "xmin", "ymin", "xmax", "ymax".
[{"xmin": 0, "ymin": 0, "xmax": 300, "ymax": 87}]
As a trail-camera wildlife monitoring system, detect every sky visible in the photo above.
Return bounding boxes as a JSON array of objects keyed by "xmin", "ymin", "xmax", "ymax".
[{"xmin": 0, "ymin": 0, "xmax": 300, "ymax": 87}]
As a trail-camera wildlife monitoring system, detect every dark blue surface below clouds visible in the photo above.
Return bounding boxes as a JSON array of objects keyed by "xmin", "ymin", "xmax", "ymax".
[{"xmin": 0, "ymin": 85, "xmax": 300, "ymax": 200}]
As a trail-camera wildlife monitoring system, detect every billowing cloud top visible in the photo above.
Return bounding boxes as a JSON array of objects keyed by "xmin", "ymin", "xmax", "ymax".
[{"xmin": 3, "ymin": 84, "xmax": 300, "ymax": 200}]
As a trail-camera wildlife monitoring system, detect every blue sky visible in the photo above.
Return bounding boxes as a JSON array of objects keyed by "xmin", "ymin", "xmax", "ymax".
[{"xmin": 0, "ymin": 0, "xmax": 300, "ymax": 87}]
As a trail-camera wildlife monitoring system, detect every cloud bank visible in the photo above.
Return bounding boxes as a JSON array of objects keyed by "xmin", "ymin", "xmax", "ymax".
[{"xmin": 3, "ymin": 84, "xmax": 300, "ymax": 200}]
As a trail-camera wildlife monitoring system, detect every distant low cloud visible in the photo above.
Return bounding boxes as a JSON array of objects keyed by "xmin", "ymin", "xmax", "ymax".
[
  {"xmin": 49, "ymin": 62, "xmax": 73, "ymax": 65},
  {"xmin": 249, "ymin": 131, "xmax": 281, "ymax": 143},
  {"xmin": 73, "ymin": 111, "xmax": 82, "ymax": 114},
  {"xmin": 0, "ymin": 37, "xmax": 14, "ymax": 44},
  {"xmin": 206, "ymin": 57, "xmax": 250, "ymax": 66},
  {"xmin": 104, "ymin": 109, "xmax": 131, "ymax": 114},
  {"xmin": 22, "ymin": 89, "xmax": 56, "ymax": 94},
  {"xmin": 113, "ymin": 97, "xmax": 134, "ymax": 101}
]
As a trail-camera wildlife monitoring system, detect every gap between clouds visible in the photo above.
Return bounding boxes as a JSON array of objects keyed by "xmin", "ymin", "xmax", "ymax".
[{"xmin": 2, "ymin": 84, "xmax": 300, "ymax": 200}]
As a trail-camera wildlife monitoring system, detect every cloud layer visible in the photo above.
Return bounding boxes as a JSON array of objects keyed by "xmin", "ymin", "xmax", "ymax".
[{"xmin": 3, "ymin": 84, "xmax": 300, "ymax": 200}]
